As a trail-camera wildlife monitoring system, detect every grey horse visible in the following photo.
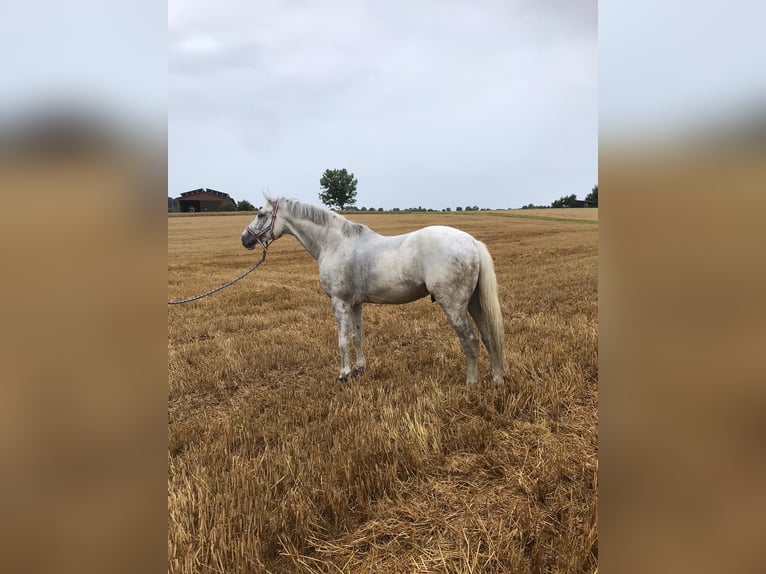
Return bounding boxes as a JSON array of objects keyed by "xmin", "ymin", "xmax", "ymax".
[{"xmin": 242, "ymin": 192, "xmax": 506, "ymax": 385}]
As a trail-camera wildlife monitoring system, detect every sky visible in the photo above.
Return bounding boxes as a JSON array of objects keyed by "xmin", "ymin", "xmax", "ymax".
[
  {"xmin": 169, "ymin": 0, "xmax": 598, "ymax": 210},
  {"xmin": 599, "ymin": 0, "xmax": 766, "ymax": 140},
  {"xmin": 1, "ymin": 1, "xmax": 165, "ymax": 129},
  {"xmin": 0, "ymin": 1, "xmax": 761, "ymax": 210}
]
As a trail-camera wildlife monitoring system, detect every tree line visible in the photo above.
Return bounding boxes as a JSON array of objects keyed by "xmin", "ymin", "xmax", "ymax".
[
  {"xmin": 319, "ymin": 169, "xmax": 598, "ymax": 212},
  {"xmin": 523, "ymin": 185, "xmax": 598, "ymax": 209},
  {"xmin": 168, "ymin": 171, "xmax": 597, "ymax": 213},
  {"xmin": 318, "ymin": 169, "xmax": 598, "ymax": 211}
]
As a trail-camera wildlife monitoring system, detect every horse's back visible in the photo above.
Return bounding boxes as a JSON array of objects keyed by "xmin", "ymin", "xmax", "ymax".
[
  {"xmin": 406, "ymin": 226, "xmax": 482, "ymax": 297},
  {"xmin": 413, "ymin": 225, "xmax": 477, "ymax": 244},
  {"xmin": 332, "ymin": 226, "xmax": 480, "ymax": 305},
  {"xmin": 410, "ymin": 225, "xmax": 480, "ymax": 265}
]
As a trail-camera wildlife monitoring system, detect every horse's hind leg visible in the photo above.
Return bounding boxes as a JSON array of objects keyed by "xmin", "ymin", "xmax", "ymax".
[
  {"xmin": 468, "ymin": 294, "xmax": 504, "ymax": 384},
  {"xmin": 441, "ymin": 305, "xmax": 480, "ymax": 384},
  {"xmin": 350, "ymin": 304, "xmax": 366, "ymax": 377},
  {"xmin": 331, "ymin": 298, "xmax": 353, "ymax": 382}
]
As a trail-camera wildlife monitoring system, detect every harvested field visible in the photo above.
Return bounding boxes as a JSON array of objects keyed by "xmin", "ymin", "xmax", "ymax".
[{"xmin": 168, "ymin": 210, "xmax": 598, "ymax": 573}]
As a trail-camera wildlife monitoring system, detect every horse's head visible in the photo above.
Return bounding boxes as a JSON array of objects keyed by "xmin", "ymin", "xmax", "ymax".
[{"xmin": 242, "ymin": 192, "xmax": 283, "ymax": 250}]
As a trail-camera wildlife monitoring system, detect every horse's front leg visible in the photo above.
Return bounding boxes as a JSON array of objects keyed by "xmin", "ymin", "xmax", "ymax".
[
  {"xmin": 350, "ymin": 304, "xmax": 366, "ymax": 378},
  {"xmin": 331, "ymin": 298, "xmax": 353, "ymax": 382}
]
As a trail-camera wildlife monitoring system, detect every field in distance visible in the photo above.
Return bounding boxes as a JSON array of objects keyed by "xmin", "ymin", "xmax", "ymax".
[{"xmin": 168, "ymin": 210, "xmax": 598, "ymax": 573}]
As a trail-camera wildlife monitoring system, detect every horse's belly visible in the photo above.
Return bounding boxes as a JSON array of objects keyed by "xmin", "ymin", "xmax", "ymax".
[{"xmin": 364, "ymin": 281, "xmax": 428, "ymax": 304}]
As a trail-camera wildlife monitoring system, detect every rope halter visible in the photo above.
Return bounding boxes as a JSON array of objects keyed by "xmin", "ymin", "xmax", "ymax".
[{"xmin": 245, "ymin": 199, "xmax": 281, "ymax": 249}]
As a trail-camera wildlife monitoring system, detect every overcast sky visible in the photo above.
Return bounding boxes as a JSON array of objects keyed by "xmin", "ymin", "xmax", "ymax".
[
  {"xmin": 599, "ymin": 1, "xmax": 766, "ymax": 140},
  {"xmin": 169, "ymin": 0, "xmax": 597, "ymax": 209}
]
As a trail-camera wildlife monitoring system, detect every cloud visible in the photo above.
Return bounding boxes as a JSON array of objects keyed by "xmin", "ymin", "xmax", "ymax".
[{"xmin": 169, "ymin": 0, "xmax": 597, "ymax": 209}]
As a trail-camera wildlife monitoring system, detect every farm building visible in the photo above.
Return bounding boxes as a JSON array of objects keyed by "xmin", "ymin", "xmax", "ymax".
[{"xmin": 176, "ymin": 188, "xmax": 236, "ymax": 212}]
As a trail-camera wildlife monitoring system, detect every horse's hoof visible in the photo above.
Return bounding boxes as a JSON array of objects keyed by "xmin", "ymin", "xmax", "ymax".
[
  {"xmin": 335, "ymin": 375, "xmax": 349, "ymax": 384},
  {"xmin": 351, "ymin": 367, "xmax": 365, "ymax": 378}
]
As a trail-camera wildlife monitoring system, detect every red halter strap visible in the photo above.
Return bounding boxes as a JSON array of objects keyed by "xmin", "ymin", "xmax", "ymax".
[{"xmin": 245, "ymin": 199, "xmax": 281, "ymax": 246}]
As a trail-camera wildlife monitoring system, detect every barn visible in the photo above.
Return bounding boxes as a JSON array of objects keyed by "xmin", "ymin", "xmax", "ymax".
[{"xmin": 176, "ymin": 188, "xmax": 236, "ymax": 212}]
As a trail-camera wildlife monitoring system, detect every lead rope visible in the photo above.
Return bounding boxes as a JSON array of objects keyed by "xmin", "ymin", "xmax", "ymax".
[{"xmin": 168, "ymin": 247, "xmax": 267, "ymax": 305}]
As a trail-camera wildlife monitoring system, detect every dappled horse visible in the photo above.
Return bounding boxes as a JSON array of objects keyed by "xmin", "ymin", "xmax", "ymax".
[{"xmin": 242, "ymin": 192, "xmax": 506, "ymax": 384}]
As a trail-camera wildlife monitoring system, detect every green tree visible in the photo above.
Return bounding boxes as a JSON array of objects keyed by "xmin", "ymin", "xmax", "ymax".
[
  {"xmin": 237, "ymin": 199, "xmax": 256, "ymax": 211},
  {"xmin": 586, "ymin": 184, "xmax": 598, "ymax": 207},
  {"xmin": 551, "ymin": 194, "xmax": 578, "ymax": 208},
  {"xmin": 319, "ymin": 168, "xmax": 358, "ymax": 211}
]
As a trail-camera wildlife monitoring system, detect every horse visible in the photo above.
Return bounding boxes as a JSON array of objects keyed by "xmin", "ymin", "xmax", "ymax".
[{"xmin": 241, "ymin": 192, "xmax": 507, "ymax": 385}]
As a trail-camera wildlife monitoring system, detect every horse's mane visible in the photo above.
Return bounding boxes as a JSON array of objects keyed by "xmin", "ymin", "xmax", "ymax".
[{"xmin": 280, "ymin": 198, "xmax": 369, "ymax": 237}]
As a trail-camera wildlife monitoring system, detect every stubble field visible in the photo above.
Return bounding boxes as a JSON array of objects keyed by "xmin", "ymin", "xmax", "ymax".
[{"xmin": 168, "ymin": 209, "xmax": 598, "ymax": 573}]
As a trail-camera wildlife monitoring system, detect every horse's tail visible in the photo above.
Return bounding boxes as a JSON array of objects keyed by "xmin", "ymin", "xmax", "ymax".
[{"xmin": 474, "ymin": 240, "xmax": 507, "ymax": 379}]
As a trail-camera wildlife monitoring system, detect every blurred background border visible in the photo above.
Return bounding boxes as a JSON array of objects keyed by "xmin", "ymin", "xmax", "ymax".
[{"xmin": 1, "ymin": 1, "xmax": 764, "ymax": 573}]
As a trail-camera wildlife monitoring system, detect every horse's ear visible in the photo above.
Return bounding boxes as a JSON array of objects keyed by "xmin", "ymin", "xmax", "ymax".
[{"xmin": 263, "ymin": 190, "xmax": 275, "ymax": 206}]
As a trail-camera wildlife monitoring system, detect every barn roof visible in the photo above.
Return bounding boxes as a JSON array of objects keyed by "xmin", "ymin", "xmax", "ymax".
[{"xmin": 178, "ymin": 187, "xmax": 231, "ymax": 199}]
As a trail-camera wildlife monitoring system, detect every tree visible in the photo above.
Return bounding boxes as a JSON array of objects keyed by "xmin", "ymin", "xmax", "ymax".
[
  {"xmin": 319, "ymin": 168, "xmax": 358, "ymax": 211},
  {"xmin": 237, "ymin": 199, "xmax": 256, "ymax": 211},
  {"xmin": 551, "ymin": 194, "xmax": 578, "ymax": 208},
  {"xmin": 586, "ymin": 184, "xmax": 598, "ymax": 207}
]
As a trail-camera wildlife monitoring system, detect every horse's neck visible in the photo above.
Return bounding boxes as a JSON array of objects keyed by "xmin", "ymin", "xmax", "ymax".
[{"xmin": 282, "ymin": 213, "xmax": 342, "ymax": 261}]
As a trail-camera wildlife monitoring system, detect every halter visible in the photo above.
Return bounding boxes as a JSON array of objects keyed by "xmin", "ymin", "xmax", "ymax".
[{"xmin": 245, "ymin": 199, "xmax": 281, "ymax": 249}]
